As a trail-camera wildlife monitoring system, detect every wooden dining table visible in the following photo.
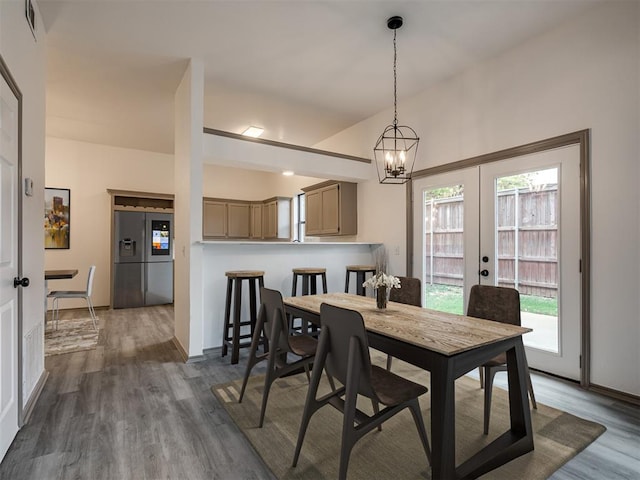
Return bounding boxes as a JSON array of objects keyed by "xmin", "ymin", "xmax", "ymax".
[{"xmin": 283, "ymin": 292, "xmax": 534, "ymax": 480}]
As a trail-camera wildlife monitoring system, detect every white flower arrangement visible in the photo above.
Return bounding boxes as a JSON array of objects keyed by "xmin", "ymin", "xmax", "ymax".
[{"xmin": 363, "ymin": 272, "xmax": 401, "ymax": 290}]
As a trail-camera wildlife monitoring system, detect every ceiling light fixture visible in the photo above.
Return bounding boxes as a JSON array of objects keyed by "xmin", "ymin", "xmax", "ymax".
[
  {"xmin": 373, "ymin": 16, "xmax": 419, "ymax": 185},
  {"xmin": 282, "ymin": 170, "xmax": 294, "ymax": 176},
  {"xmin": 242, "ymin": 126, "xmax": 264, "ymax": 138}
]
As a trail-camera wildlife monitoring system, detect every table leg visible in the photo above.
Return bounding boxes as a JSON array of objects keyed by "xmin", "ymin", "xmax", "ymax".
[
  {"xmin": 456, "ymin": 339, "xmax": 535, "ymax": 478},
  {"xmin": 430, "ymin": 358, "xmax": 456, "ymax": 480},
  {"xmin": 507, "ymin": 339, "xmax": 534, "ymax": 439}
]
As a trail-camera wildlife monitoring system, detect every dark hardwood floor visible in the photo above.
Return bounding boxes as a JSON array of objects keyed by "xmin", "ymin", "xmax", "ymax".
[{"xmin": 0, "ymin": 305, "xmax": 638, "ymax": 479}]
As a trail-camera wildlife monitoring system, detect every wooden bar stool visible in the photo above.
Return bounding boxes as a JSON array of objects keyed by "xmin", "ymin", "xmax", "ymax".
[
  {"xmin": 344, "ymin": 265, "xmax": 376, "ymax": 296},
  {"xmin": 291, "ymin": 268, "xmax": 327, "ymax": 334},
  {"xmin": 222, "ymin": 270, "xmax": 265, "ymax": 364},
  {"xmin": 291, "ymin": 268, "xmax": 328, "ymax": 297}
]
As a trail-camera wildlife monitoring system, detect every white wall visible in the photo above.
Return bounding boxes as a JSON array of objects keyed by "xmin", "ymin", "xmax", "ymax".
[
  {"xmin": 1, "ymin": 0, "xmax": 47, "ymax": 408},
  {"xmin": 316, "ymin": 2, "xmax": 640, "ymax": 396},
  {"xmin": 202, "ymin": 164, "xmax": 320, "ymax": 200},
  {"xmin": 173, "ymin": 59, "xmax": 205, "ymax": 358},
  {"xmin": 45, "ymin": 138, "xmax": 174, "ymax": 308}
]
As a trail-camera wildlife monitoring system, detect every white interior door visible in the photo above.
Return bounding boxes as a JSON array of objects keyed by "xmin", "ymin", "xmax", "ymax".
[
  {"xmin": 412, "ymin": 146, "xmax": 582, "ymax": 381},
  {"xmin": 480, "ymin": 146, "xmax": 581, "ymax": 380},
  {"xmin": 0, "ymin": 65, "xmax": 20, "ymax": 459}
]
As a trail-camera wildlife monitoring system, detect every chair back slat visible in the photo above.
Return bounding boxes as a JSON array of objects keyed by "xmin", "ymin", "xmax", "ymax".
[
  {"xmin": 467, "ymin": 284, "xmax": 521, "ymax": 326},
  {"xmin": 320, "ymin": 303, "xmax": 375, "ymax": 399}
]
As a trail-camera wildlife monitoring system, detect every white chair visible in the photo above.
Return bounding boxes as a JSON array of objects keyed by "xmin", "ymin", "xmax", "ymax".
[{"xmin": 48, "ymin": 265, "xmax": 98, "ymax": 330}]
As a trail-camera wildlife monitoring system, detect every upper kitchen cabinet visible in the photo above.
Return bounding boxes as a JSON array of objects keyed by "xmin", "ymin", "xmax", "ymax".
[
  {"xmin": 227, "ymin": 201, "xmax": 251, "ymax": 238},
  {"xmin": 303, "ymin": 181, "xmax": 357, "ymax": 236},
  {"xmin": 250, "ymin": 203, "xmax": 263, "ymax": 239},
  {"xmin": 203, "ymin": 196, "xmax": 291, "ymax": 240},
  {"xmin": 203, "ymin": 198, "xmax": 250, "ymax": 239},
  {"xmin": 263, "ymin": 197, "xmax": 291, "ymax": 239},
  {"xmin": 203, "ymin": 199, "xmax": 227, "ymax": 238}
]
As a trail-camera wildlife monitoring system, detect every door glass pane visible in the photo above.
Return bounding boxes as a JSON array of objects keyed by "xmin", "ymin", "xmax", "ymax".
[
  {"xmin": 496, "ymin": 168, "xmax": 559, "ymax": 352},
  {"xmin": 423, "ymin": 185, "xmax": 464, "ymax": 314}
]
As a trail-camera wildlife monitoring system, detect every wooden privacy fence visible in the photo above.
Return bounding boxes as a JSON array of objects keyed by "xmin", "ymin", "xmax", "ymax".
[{"xmin": 424, "ymin": 186, "xmax": 558, "ymax": 298}]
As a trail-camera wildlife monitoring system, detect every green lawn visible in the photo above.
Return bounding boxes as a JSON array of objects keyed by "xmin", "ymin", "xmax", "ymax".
[{"xmin": 424, "ymin": 284, "xmax": 558, "ymax": 316}]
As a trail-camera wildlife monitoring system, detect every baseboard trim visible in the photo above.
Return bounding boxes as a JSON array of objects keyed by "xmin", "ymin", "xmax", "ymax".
[
  {"xmin": 21, "ymin": 369, "xmax": 49, "ymax": 426},
  {"xmin": 186, "ymin": 354, "xmax": 206, "ymax": 364},
  {"xmin": 203, "ymin": 346, "xmax": 222, "ymax": 355},
  {"xmin": 589, "ymin": 383, "xmax": 640, "ymax": 406},
  {"xmin": 531, "ymin": 368, "xmax": 640, "ymax": 406},
  {"xmin": 171, "ymin": 336, "xmax": 189, "ymax": 363}
]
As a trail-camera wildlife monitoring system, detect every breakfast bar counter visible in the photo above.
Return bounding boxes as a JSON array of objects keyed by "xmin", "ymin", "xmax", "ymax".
[{"xmin": 199, "ymin": 241, "xmax": 382, "ymax": 350}]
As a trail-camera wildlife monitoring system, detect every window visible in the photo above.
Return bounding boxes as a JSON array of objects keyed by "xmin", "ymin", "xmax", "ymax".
[{"xmin": 293, "ymin": 193, "xmax": 305, "ymax": 242}]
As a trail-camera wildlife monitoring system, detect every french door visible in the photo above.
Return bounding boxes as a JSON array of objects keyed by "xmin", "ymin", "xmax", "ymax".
[{"xmin": 412, "ymin": 145, "xmax": 582, "ymax": 380}]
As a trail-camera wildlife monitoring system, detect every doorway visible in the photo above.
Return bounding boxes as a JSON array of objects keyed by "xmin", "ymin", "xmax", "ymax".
[
  {"xmin": 0, "ymin": 56, "xmax": 22, "ymax": 461},
  {"xmin": 408, "ymin": 131, "xmax": 590, "ymax": 385}
]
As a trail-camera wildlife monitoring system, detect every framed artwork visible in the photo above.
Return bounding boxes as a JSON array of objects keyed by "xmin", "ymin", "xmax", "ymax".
[{"xmin": 44, "ymin": 188, "xmax": 70, "ymax": 249}]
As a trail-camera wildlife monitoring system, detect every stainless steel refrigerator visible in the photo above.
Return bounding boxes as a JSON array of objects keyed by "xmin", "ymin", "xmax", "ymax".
[{"xmin": 113, "ymin": 211, "xmax": 174, "ymax": 309}]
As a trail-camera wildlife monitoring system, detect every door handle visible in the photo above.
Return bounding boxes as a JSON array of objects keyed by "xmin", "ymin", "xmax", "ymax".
[
  {"xmin": 480, "ymin": 270, "xmax": 489, "ymax": 277},
  {"xmin": 13, "ymin": 277, "xmax": 30, "ymax": 288}
]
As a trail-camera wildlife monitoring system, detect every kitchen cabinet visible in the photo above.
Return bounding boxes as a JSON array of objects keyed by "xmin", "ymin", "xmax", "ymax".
[
  {"xmin": 303, "ymin": 181, "xmax": 357, "ymax": 236},
  {"xmin": 227, "ymin": 201, "xmax": 250, "ymax": 238},
  {"xmin": 203, "ymin": 196, "xmax": 290, "ymax": 240},
  {"xmin": 250, "ymin": 203, "xmax": 263, "ymax": 239},
  {"xmin": 263, "ymin": 197, "xmax": 291, "ymax": 239},
  {"xmin": 203, "ymin": 199, "xmax": 227, "ymax": 238}
]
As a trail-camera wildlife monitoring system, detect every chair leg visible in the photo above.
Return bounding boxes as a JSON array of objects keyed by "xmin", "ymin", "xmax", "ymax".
[
  {"xmin": 53, "ymin": 297, "xmax": 59, "ymax": 330},
  {"xmin": 338, "ymin": 439, "xmax": 355, "ymax": 480},
  {"xmin": 293, "ymin": 332, "xmax": 333, "ymax": 468},
  {"xmin": 479, "ymin": 366, "xmax": 484, "ymax": 388},
  {"xmin": 483, "ymin": 366, "xmax": 497, "ymax": 435},
  {"xmin": 47, "ymin": 298, "xmax": 53, "ymax": 330},
  {"xmin": 386, "ymin": 354, "xmax": 393, "ymax": 371},
  {"xmin": 86, "ymin": 296, "xmax": 98, "ymax": 330},
  {"xmin": 258, "ymin": 352, "xmax": 277, "ymax": 428},
  {"xmin": 325, "ymin": 370, "xmax": 336, "ymax": 392},
  {"xmin": 337, "ymin": 336, "xmax": 363, "ymax": 480},
  {"xmin": 258, "ymin": 319, "xmax": 284, "ymax": 428},
  {"xmin": 239, "ymin": 308, "xmax": 267, "ymax": 403},
  {"xmin": 371, "ymin": 399, "xmax": 382, "ymax": 432},
  {"xmin": 408, "ymin": 399, "xmax": 432, "ymax": 465}
]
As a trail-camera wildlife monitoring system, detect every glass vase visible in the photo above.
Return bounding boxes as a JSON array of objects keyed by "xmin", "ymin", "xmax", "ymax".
[{"xmin": 376, "ymin": 286, "xmax": 388, "ymax": 309}]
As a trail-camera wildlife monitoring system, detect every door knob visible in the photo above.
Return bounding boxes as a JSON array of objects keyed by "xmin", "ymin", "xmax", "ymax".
[
  {"xmin": 13, "ymin": 277, "xmax": 30, "ymax": 288},
  {"xmin": 482, "ymin": 256, "xmax": 489, "ymax": 263},
  {"xmin": 480, "ymin": 270, "xmax": 489, "ymax": 277}
]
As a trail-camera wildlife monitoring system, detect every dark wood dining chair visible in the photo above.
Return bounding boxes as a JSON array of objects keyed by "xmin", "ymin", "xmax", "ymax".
[
  {"xmin": 238, "ymin": 287, "xmax": 320, "ymax": 427},
  {"xmin": 467, "ymin": 284, "xmax": 538, "ymax": 434},
  {"xmin": 292, "ymin": 303, "xmax": 431, "ymax": 480},
  {"xmin": 386, "ymin": 276, "xmax": 422, "ymax": 370}
]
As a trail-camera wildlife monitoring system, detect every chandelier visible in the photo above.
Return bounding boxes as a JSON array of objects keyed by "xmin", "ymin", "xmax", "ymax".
[{"xmin": 373, "ymin": 16, "xmax": 419, "ymax": 184}]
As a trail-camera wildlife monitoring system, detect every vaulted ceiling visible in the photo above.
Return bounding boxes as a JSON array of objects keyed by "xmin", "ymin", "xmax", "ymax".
[{"xmin": 39, "ymin": 0, "xmax": 602, "ymax": 154}]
